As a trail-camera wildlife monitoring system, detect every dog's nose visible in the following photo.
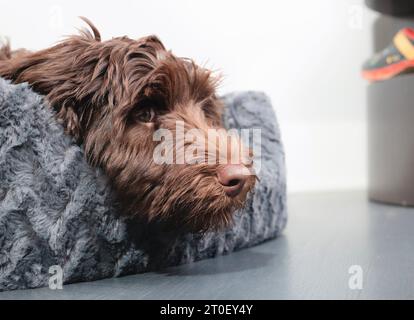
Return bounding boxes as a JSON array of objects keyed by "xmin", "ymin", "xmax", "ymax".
[{"xmin": 217, "ymin": 164, "xmax": 250, "ymax": 198}]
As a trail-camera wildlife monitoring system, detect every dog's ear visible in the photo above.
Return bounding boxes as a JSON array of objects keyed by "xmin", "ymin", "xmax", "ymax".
[
  {"xmin": 0, "ymin": 44, "xmax": 91, "ymax": 140},
  {"xmin": 0, "ymin": 18, "xmax": 106, "ymax": 140}
]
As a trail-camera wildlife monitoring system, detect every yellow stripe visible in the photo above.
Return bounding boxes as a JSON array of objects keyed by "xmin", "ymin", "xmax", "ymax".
[{"xmin": 394, "ymin": 30, "xmax": 414, "ymax": 60}]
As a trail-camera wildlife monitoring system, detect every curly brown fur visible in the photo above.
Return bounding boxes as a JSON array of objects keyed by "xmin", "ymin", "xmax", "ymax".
[{"xmin": 0, "ymin": 17, "xmax": 255, "ymax": 232}]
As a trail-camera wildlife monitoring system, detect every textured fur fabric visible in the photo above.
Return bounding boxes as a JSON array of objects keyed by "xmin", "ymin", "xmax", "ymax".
[{"xmin": 0, "ymin": 78, "xmax": 286, "ymax": 291}]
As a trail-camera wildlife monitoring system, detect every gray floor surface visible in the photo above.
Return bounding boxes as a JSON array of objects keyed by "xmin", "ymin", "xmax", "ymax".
[{"xmin": 1, "ymin": 191, "xmax": 414, "ymax": 299}]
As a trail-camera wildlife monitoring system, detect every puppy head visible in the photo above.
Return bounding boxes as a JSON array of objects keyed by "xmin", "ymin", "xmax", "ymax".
[{"xmin": 0, "ymin": 18, "xmax": 256, "ymax": 232}]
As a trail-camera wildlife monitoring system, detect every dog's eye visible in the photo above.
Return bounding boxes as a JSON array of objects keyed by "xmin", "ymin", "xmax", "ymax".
[{"xmin": 135, "ymin": 109, "xmax": 155, "ymax": 123}]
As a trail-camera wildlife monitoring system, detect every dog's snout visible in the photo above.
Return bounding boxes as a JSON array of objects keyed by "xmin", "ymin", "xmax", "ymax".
[{"xmin": 217, "ymin": 164, "xmax": 250, "ymax": 198}]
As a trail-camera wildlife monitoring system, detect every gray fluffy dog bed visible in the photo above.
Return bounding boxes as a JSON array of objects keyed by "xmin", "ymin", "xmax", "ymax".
[{"xmin": 0, "ymin": 78, "xmax": 286, "ymax": 291}]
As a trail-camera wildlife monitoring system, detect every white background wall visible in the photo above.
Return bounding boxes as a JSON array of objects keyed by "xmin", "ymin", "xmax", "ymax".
[{"xmin": 0, "ymin": 0, "xmax": 377, "ymax": 193}]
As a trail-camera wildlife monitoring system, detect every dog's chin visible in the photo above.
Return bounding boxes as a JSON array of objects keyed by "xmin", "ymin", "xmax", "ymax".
[
  {"xmin": 159, "ymin": 204, "xmax": 237, "ymax": 234},
  {"xmin": 159, "ymin": 178, "xmax": 256, "ymax": 233}
]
